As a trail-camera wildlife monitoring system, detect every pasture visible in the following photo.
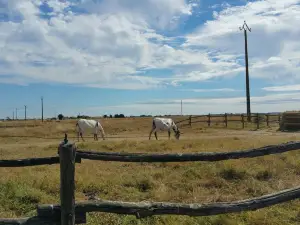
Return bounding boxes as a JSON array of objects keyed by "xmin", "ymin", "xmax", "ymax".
[{"xmin": 1, "ymin": 116, "xmax": 300, "ymax": 225}]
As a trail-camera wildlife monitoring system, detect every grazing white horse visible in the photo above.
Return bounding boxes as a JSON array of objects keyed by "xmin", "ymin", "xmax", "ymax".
[
  {"xmin": 76, "ymin": 119, "xmax": 105, "ymax": 141},
  {"xmin": 149, "ymin": 117, "xmax": 181, "ymax": 140}
]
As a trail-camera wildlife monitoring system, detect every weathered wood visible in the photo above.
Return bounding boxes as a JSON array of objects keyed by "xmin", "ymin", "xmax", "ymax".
[
  {"xmin": 175, "ymin": 118, "xmax": 189, "ymax": 124},
  {"xmin": 59, "ymin": 142, "xmax": 77, "ymax": 225},
  {"xmin": 207, "ymin": 114, "xmax": 211, "ymax": 127},
  {"xmin": 37, "ymin": 185, "xmax": 300, "ymax": 219},
  {"xmin": 0, "ymin": 157, "xmax": 60, "ymax": 167},
  {"xmin": 36, "ymin": 207, "xmax": 86, "ymax": 225},
  {"xmin": 76, "ymin": 141, "xmax": 300, "ymax": 162},
  {"xmin": 241, "ymin": 114, "xmax": 245, "ymax": 128},
  {"xmin": 0, "ymin": 216, "xmax": 58, "ymax": 225},
  {"xmin": 0, "ymin": 156, "xmax": 81, "ymax": 168}
]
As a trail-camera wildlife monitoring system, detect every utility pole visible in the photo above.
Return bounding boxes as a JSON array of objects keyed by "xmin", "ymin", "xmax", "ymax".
[
  {"xmin": 181, "ymin": 100, "xmax": 183, "ymax": 116},
  {"xmin": 239, "ymin": 20, "xmax": 251, "ymax": 122},
  {"xmin": 24, "ymin": 105, "xmax": 27, "ymax": 121},
  {"xmin": 13, "ymin": 111, "xmax": 14, "ymax": 120},
  {"xmin": 41, "ymin": 97, "xmax": 44, "ymax": 122},
  {"xmin": 15, "ymin": 108, "xmax": 18, "ymax": 120}
]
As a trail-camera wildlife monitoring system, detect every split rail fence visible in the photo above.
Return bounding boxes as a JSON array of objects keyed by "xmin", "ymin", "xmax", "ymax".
[
  {"xmin": 176, "ymin": 113, "xmax": 281, "ymax": 129},
  {"xmin": 1, "ymin": 135, "xmax": 300, "ymax": 224}
]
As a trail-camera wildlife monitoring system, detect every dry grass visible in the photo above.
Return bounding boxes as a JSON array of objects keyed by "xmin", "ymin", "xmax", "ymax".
[{"xmin": 1, "ymin": 117, "xmax": 300, "ymax": 225}]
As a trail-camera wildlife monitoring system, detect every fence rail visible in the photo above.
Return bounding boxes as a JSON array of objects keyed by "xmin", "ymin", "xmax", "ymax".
[
  {"xmin": 76, "ymin": 141, "xmax": 300, "ymax": 162},
  {"xmin": 37, "ymin": 185, "xmax": 300, "ymax": 219},
  {"xmin": 176, "ymin": 113, "xmax": 281, "ymax": 129},
  {"xmin": 1, "ymin": 135, "xmax": 300, "ymax": 225}
]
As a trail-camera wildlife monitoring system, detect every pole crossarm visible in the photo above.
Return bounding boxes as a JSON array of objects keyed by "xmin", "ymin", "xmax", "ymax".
[{"xmin": 239, "ymin": 20, "xmax": 251, "ymax": 32}]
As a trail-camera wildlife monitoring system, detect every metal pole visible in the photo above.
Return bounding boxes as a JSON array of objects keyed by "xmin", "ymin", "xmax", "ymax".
[{"xmin": 239, "ymin": 21, "xmax": 251, "ymax": 122}]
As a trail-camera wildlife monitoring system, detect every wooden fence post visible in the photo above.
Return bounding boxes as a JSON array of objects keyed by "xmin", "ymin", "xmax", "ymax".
[
  {"xmin": 58, "ymin": 140, "xmax": 77, "ymax": 225},
  {"xmin": 266, "ymin": 113, "xmax": 269, "ymax": 127},
  {"xmin": 241, "ymin": 114, "xmax": 245, "ymax": 129},
  {"xmin": 224, "ymin": 113, "xmax": 228, "ymax": 128},
  {"xmin": 208, "ymin": 114, "xmax": 211, "ymax": 127},
  {"xmin": 256, "ymin": 113, "xmax": 259, "ymax": 129},
  {"xmin": 189, "ymin": 116, "xmax": 192, "ymax": 127}
]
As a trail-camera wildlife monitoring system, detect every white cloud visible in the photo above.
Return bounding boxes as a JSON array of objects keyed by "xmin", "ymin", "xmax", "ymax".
[
  {"xmin": 183, "ymin": 88, "xmax": 239, "ymax": 92},
  {"xmin": 85, "ymin": 92, "xmax": 300, "ymax": 116},
  {"xmin": 184, "ymin": 0, "xmax": 300, "ymax": 83},
  {"xmin": 1, "ymin": 0, "xmax": 300, "ymax": 90},
  {"xmin": 262, "ymin": 84, "xmax": 300, "ymax": 92}
]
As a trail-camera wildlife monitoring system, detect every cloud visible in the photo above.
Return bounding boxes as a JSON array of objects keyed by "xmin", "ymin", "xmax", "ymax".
[
  {"xmin": 1, "ymin": 0, "xmax": 300, "ymax": 90},
  {"xmin": 184, "ymin": 0, "xmax": 300, "ymax": 83},
  {"xmin": 262, "ymin": 84, "xmax": 300, "ymax": 92},
  {"xmin": 183, "ymin": 88, "xmax": 239, "ymax": 92},
  {"xmin": 85, "ymin": 92, "xmax": 300, "ymax": 116}
]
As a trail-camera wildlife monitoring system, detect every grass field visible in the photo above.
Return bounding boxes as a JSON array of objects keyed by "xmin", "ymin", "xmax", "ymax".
[{"xmin": 1, "ymin": 116, "xmax": 300, "ymax": 225}]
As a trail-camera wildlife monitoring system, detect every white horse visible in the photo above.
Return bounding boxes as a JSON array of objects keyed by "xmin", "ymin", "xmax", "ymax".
[
  {"xmin": 76, "ymin": 119, "xmax": 105, "ymax": 141},
  {"xmin": 149, "ymin": 117, "xmax": 181, "ymax": 140}
]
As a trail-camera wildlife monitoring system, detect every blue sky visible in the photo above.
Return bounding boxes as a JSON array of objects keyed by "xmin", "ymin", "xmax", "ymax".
[{"xmin": 1, "ymin": 0, "xmax": 300, "ymax": 119}]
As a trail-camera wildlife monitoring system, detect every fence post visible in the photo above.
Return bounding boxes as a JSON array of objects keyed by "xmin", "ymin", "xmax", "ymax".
[
  {"xmin": 224, "ymin": 113, "xmax": 228, "ymax": 128},
  {"xmin": 58, "ymin": 139, "xmax": 76, "ymax": 225},
  {"xmin": 189, "ymin": 115, "xmax": 192, "ymax": 127},
  {"xmin": 266, "ymin": 113, "xmax": 269, "ymax": 127},
  {"xmin": 256, "ymin": 113, "xmax": 259, "ymax": 129},
  {"xmin": 208, "ymin": 114, "xmax": 211, "ymax": 127}
]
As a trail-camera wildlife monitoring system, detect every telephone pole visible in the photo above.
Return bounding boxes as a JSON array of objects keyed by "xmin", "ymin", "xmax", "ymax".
[
  {"xmin": 15, "ymin": 108, "xmax": 18, "ymax": 120},
  {"xmin": 24, "ymin": 105, "xmax": 27, "ymax": 120},
  {"xmin": 181, "ymin": 100, "xmax": 183, "ymax": 116},
  {"xmin": 13, "ymin": 111, "xmax": 14, "ymax": 120},
  {"xmin": 239, "ymin": 20, "xmax": 251, "ymax": 122},
  {"xmin": 41, "ymin": 97, "xmax": 44, "ymax": 122}
]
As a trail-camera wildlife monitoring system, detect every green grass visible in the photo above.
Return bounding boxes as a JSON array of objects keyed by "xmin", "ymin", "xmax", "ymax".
[{"xmin": 0, "ymin": 117, "xmax": 299, "ymax": 224}]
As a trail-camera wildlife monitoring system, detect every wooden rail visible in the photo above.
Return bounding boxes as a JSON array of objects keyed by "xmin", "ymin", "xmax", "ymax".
[
  {"xmin": 176, "ymin": 113, "xmax": 281, "ymax": 129},
  {"xmin": 76, "ymin": 141, "xmax": 300, "ymax": 162},
  {"xmin": 37, "ymin": 185, "xmax": 300, "ymax": 219},
  {"xmin": 1, "ymin": 135, "xmax": 299, "ymax": 225}
]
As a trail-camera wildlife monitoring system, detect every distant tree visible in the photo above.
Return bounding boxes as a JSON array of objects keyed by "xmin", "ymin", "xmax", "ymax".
[
  {"xmin": 103, "ymin": 115, "xmax": 107, "ymax": 118},
  {"xmin": 114, "ymin": 114, "xmax": 125, "ymax": 118},
  {"xmin": 58, "ymin": 114, "xmax": 64, "ymax": 120},
  {"xmin": 77, "ymin": 115, "xmax": 90, "ymax": 119},
  {"xmin": 109, "ymin": 114, "xmax": 113, "ymax": 118}
]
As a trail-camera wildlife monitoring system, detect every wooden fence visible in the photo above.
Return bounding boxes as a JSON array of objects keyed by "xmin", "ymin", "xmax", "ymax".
[
  {"xmin": 176, "ymin": 113, "xmax": 281, "ymax": 129},
  {"xmin": 1, "ymin": 136, "xmax": 300, "ymax": 224}
]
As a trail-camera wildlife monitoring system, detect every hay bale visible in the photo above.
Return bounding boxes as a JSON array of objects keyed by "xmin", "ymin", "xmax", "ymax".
[{"xmin": 279, "ymin": 111, "xmax": 300, "ymax": 131}]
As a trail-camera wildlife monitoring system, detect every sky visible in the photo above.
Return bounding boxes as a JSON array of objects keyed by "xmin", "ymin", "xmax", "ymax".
[{"xmin": 1, "ymin": 0, "xmax": 300, "ymax": 119}]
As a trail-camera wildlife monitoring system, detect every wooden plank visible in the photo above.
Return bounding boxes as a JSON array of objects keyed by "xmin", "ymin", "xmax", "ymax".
[
  {"xmin": 0, "ymin": 156, "xmax": 81, "ymax": 167},
  {"xmin": 241, "ymin": 114, "xmax": 245, "ymax": 128},
  {"xmin": 37, "ymin": 185, "xmax": 300, "ymax": 219},
  {"xmin": 59, "ymin": 142, "xmax": 77, "ymax": 225},
  {"xmin": 0, "ymin": 216, "xmax": 58, "ymax": 225},
  {"xmin": 76, "ymin": 141, "xmax": 300, "ymax": 162}
]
